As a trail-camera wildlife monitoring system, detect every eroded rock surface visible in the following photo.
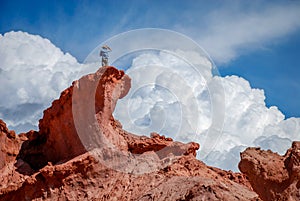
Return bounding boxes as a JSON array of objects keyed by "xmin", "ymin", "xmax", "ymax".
[
  {"xmin": 239, "ymin": 141, "xmax": 300, "ymax": 201},
  {"xmin": 0, "ymin": 119, "xmax": 20, "ymax": 169},
  {"xmin": 0, "ymin": 120, "xmax": 29, "ymax": 195}
]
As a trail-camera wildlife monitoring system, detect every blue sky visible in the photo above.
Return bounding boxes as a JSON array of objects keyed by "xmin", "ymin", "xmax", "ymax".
[{"xmin": 1, "ymin": 0, "xmax": 300, "ymax": 118}]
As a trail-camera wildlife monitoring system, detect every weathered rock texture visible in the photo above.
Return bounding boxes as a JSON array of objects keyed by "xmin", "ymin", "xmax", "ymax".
[
  {"xmin": 0, "ymin": 66, "xmax": 261, "ymax": 200},
  {"xmin": 239, "ymin": 142, "xmax": 300, "ymax": 201},
  {"xmin": 0, "ymin": 119, "xmax": 20, "ymax": 169}
]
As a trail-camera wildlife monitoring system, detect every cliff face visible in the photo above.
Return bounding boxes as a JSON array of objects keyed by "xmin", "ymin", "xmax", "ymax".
[{"xmin": 2, "ymin": 65, "xmax": 294, "ymax": 200}]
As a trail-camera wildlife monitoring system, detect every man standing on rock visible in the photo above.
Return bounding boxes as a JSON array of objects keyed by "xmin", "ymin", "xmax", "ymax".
[{"xmin": 100, "ymin": 45, "xmax": 112, "ymax": 66}]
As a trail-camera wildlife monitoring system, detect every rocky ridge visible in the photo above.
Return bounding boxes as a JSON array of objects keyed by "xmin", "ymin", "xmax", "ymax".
[
  {"xmin": 0, "ymin": 66, "xmax": 298, "ymax": 200},
  {"xmin": 239, "ymin": 141, "xmax": 300, "ymax": 200}
]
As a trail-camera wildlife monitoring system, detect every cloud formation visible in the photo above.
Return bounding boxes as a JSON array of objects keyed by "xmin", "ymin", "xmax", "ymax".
[
  {"xmin": 113, "ymin": 50, "xmax": 300, "ymax": 171},
  {"xmin": 0, "ymin": 31, "xmax": 95, "ymax": 132}
]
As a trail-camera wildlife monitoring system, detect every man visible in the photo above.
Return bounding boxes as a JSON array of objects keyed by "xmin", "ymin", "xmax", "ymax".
[{"xmin": 99, "ymin": 45, "xmax": 112, "ymax": 66}]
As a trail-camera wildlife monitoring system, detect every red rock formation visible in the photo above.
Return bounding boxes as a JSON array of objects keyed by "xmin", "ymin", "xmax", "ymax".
[
  {"xmin": 17, "ymin": 66, "xmax": 199, "ymax": 173},
  {"xmin": 18, "ymin": 66, "xmax": 131, "ymax": 169},
  {"xmin": 0, "ymin": 119, "xmax": 20, "ymax": 169},
  {"xmin": 1, "ymin": 153, "xmax": 259, "ymax": 201},
  {"xmin": 208, "ymin": 166, "xmax": 253, "ymax": 190},
  {"xmin": 239, "ymin": 142, "xmax": 300, "ymax": 200},
  {"xmin": 0, "ymin": 66, "xmax": 260, "ymax": 200},
  {"xmin": 0, "ymin": 120, "xmax": 29, "ymax": 195}
]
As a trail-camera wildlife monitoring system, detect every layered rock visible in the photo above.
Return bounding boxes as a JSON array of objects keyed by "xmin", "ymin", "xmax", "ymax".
[
  {"xmin": 0, "ymin": 66, "xmax": 260, "ymax": 200},
  {"xmin": 239, "ymin": 142, "xmax": 300, "ymax": 200}
]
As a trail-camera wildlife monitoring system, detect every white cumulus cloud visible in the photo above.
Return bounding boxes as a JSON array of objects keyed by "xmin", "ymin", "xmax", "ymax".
[
  {"xmin": 113, "ymin": 51, "xmax": 300, "ymax": 171},
  {"xmin": 0, "ymin": 31, "xmax": 96, "ymax": 132}
]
